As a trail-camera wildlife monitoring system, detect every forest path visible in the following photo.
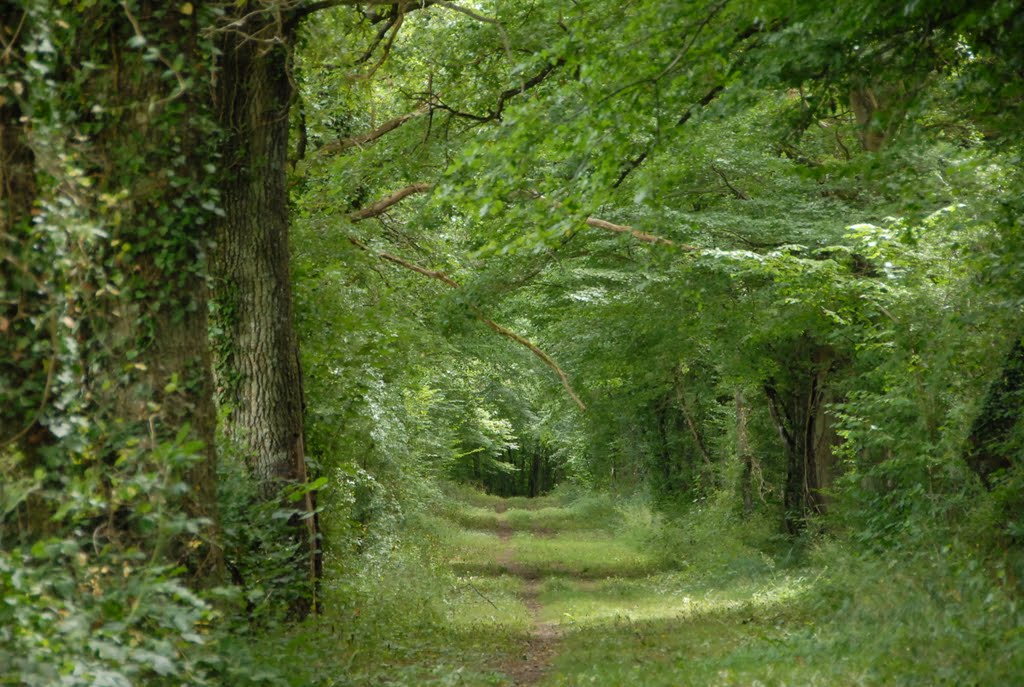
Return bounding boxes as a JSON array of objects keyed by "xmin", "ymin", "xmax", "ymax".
[
  {"xmin": 445, "ymin": 492, "xmax": 671, "ymax": 686},
  {"xmin": 441, "ymin": 491, "xmax": 813, "ymax": 686},
  {"xmin": 491, "ymin": 501, "xmax": 562, "ymax": 686}
]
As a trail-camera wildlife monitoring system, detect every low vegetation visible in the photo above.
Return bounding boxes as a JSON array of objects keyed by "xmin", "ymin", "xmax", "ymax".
[{"xmin": 225, "ymin": 487, "xmax": 1022, "ymax": 686}]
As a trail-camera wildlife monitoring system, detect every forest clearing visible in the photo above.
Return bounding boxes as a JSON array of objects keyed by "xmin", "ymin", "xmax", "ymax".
[{"xmin": 3, "ymin": 1, "xmax": 1023, "ymax": 685}]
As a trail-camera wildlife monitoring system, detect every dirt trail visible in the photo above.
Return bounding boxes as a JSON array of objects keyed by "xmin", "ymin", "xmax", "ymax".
[{"xmin": 493, "ymin": 502, "xmax": 562, "ymax": 686}]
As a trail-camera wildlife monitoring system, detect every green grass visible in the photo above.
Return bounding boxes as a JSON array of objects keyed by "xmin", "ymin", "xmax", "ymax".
[
  {"xmin": 510, "ymin": 531, "xmax": 666, "ymax": 579},
  {"xmin": 445, "ymin": 528, "xmax": 513, "ymax": 576},
  {"xmin": 440, "ymin": 502, "xmax": 504, "ymax": 531},
  {"xmin": 505, "ymin": 493, "xmax": 623, "ymax": 532},
  {"xmin": 445, "ymin": 573, "xmax": 530, "ymax": 632},
  {"xmin": 256, "ymin": 485, "xmax": 1024, "ymax": 687}
]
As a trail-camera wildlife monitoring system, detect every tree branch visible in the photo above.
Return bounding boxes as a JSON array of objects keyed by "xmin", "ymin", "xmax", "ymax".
[
  {"xmin": 349, "ymin": 183, "xmax": 434, "ymax": 222},
  {"xmin": 354, "ymin": 7, "xmax": 401, "ymax": 65},
  {"xmin": 319, "ymin": 103, "xmax": 431, "ymax": 156},
  {"xmin": 711, "ymin": 164, "xmax": 750, "ymax": 200},
  {"xmin": 584, "ymin": 216, "xmax": 698, "ymax": 251},
  {"xmin": 346, "ymin": 237, "xmax": 586, "ymax": 410},
  {"xmin": 611, "ymin": 18, "xmax": 783, "ymax": 188},
  {"xmin": 476, "ymin": 313, "xmax": 586, "ymax": 412},
  {"xmin": 426, "ymin": 57, "xmax": 565, "ymax": 123},
  {"xmin": 295, "ymin": 0, "xmax": 424, "ymax": 20},
  {"xmin": 614, "ymin": 84, "xmax": 724, "ymax": 188}
]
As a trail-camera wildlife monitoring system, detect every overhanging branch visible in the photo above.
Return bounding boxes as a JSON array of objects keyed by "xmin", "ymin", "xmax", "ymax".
[
  {"xmin": 426, "ymin": 57, "xmax": 565, "ymax": 123},
  {"xmin": 349, "ymin": 183, "xmax": 434, "ymax": 221},
  {"xmin": 347, "ymin": 236, "xmax": 586, "ymax": 410},
  {"xmin": 584, "ymin": 216, "xmax": 697, "ymax": 250}
]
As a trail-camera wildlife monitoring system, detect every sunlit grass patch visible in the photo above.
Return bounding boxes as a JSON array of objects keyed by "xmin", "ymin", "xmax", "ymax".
[
  {"xmin": 539, "ymin": 574, "xmax": 820, "ymax": 687},
  {"xmin": 445, "ymin": 573, "xmax": 530, "ymax": 632},
  {"xmin": 538, "ymin": 572, "xmax": 812, "ymax": 627},
  {"xmin": 505, "ymin": 494, "xmax": 623, "ymax": 533},
  {"xmin": 439, "ymin": 502, "xmax": 503, "ymax": 531},
  {"xmin": 511, "ymin": 531, "xmax": 666, "ymax": 579},
  {"xmin": 446, "ymin": 528, "xmax": 510, "ymax": 575}
]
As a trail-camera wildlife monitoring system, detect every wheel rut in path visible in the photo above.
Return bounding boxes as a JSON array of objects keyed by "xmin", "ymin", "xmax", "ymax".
[{"xmin": 493, "ymin": 501, "xmax": 562, "ymax": 687}]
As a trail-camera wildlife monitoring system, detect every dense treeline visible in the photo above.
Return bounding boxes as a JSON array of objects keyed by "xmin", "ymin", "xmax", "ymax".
[{"xmin": 2, "ymin": 0, "xmax": 1022, "ymax": 684}]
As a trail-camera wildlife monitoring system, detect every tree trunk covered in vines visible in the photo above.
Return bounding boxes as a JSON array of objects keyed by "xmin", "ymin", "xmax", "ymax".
[
  {"xmin": 213, "ymin": 5, "xmax": 321, "ymax": 613},
  {"xmin": 0, "ymin": 10, "xmax": 52, "ymax": 540},
  {"xmin": 17, "ymin": 1, "xmax": 224, "ymax": 579},
  {"xmin": 1, "ymin": 7, "xmax": 42, "ymax": 451}
]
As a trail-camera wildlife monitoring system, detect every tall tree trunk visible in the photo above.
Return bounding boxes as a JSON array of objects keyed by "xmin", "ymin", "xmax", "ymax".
[
  {"xmin": 213, "ymin": 5, "xmax": 321, "ymax": 613},
  {"xmin": 849, "ymin": 86, "xmax": 886, "ymax": 152}
]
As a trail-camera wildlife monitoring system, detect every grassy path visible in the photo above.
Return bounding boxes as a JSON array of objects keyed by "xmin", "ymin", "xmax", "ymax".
[
  {"xmin": 307, "ymin": 488, "xmax": 1020, "ymax": 686},
  {"xmin": 491, "ymin": 501, "xmax": 561, "ymax": 686},
  {"xmin": 443, "ymin": 490, "xmax": 699, "ymax": 686}
]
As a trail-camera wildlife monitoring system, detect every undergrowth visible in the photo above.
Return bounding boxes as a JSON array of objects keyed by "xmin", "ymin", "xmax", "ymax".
[{"xmin": 217, "ymin": 480, "xmax": 1022, "ymax": 687}]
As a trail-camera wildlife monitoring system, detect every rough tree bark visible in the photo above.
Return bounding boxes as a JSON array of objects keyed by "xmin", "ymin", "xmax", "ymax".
[{"xmin": 212, "ymin": 4, "xmax": 321, "ymax": 613}]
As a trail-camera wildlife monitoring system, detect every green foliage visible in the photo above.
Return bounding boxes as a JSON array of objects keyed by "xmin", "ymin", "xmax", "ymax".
[
  {"xmin": 0, "ymin": 434, "xmax": 217, "ymax": 686},
  {"xmin": 216, "ymin": 451, "xmax": 314, "ymax": 626}
]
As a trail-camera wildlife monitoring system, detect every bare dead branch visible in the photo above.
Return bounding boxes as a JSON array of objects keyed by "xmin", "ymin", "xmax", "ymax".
[
  {"xmin": 476, "ymin": 312, "xmax": 586, "ymax": 412},
  {"xmin": 584, "ymin": 217, "xmax": 697, "ymax": 251},
  {"xmin": 349, "ymin": 183, "xmax": 434, "ymax": 221}
]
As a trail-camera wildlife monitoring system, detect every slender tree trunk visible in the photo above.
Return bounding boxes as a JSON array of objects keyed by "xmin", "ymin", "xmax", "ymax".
[
  {"xmin": 735, "ymin": 390, "xmax": 754, "ymax": 516},
  {"xmin": 530, "ymin": 446, "xmax": 541, "ymax": 497},
  {"xmin": 675, "ymin": 384, "xmax": 715, "ymax": 486},
  {"xmin": 213, "ymin": 5, "xmax": 321, "ymax": 613}
]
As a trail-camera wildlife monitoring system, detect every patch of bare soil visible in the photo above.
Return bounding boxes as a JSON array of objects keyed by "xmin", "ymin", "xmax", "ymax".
[{"xmin": 492, "ymin": 502, "xmax": 564, "ymax": 686}]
